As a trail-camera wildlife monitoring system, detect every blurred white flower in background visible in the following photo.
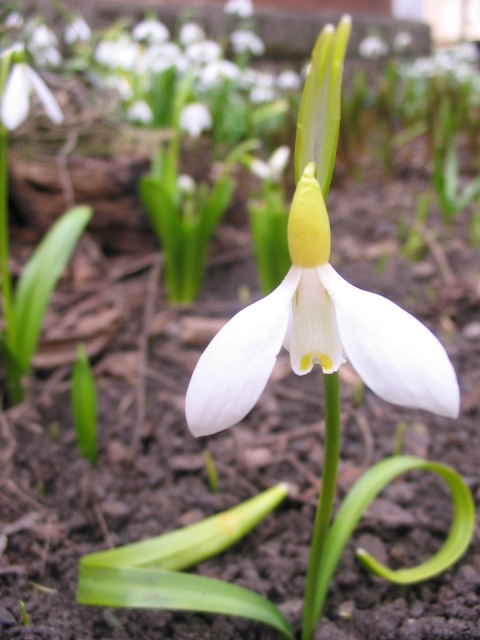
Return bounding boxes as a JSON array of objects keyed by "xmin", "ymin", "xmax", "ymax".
[
  {"xmin": 198, "ymin": 59, "xmax": 240, "ymax": 89},
  {"xmin": 177, "ymin": 174, "xmax": 196, "ymax": 195},
  {"xmin": 27, "ymin": 23, "xmax": 63, "ymax": 67},
  {"xmin": 358, "ymin": 35, "xmax": 389, "ymax": 60},
  {"xmin": 248, "ymin": 146, "xmax": 290, "ymax": 182},
  {"xmin": 64, "ymin": 16, "xmax": 92, "ymax": 45},
  {"xmin": 1, "ymin": 55, "xmax": 64, "ymax": 130},
  {"xmin": 230, "ymin": 30, "xmax": 265, "ymax": 56},
  {"xmin": 393, "ymin": 31, "xmax": 413, "ymax": 54},
  {"xmin": 178, "ymin": 22, "xmax": 206, "ymax": 47},
  {"xmin": 250, "ymin": 85, "xmax": 276, "ymax": 103},
  {"xmin": 104, "ymin": 75, "xmax": 133, "ymax": 99},
  {"xmin": 127, "ymin": 100, "xmax": 153, "ymax": 124},
  {"xmin": 277, "ymin": 69, "xmax": 301, "ymax": 91},
  {"xmin": 224, "ymin": 0, "xmax": 254, "ymax": 18},
  {"xmin": 180, "ymin": 102, "xmax": 212, "ymax": 137},
  {"xmin": 143, "ymin": 42, "xmax": 186, "ymax": 73},
  {"xmin": 5, "ymin": 12, "xmax": 24, "ymax": 29},
  {"xmin": 132, "ymin": 19, "xmax": 169, "ymax": 44},
  {"xmin": 95, "ymin": 35, "xmax": 139, "ymax": 70},
  {"xmin": 248, "ymin": 70, "xmax": 276, "ymax": 103},
  {"xmin": 185, "ymin": 40, "xmax": 222, "ymax": 66}
]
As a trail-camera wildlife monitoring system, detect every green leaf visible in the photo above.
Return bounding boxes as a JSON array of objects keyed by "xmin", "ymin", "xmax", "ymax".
[
  {"xmin": 80, "ymin": 483, "xmax": 289, "ymax": 571},
  {"xmin": 295, "ymin": 15, "xmax": 351, "ymax": 197},
  {"xmin": 312, "ymin": 455, "xmax": 475, "ymax": 623},
  {"xmin": 77, "ymin": 566, "xmax": 295, "ymax": 640},
  {"xmin": 71, "ymin": 344, "xmax": 97, "ymax": 465},
  {"xmin": 77, "ymin": 484, "xmax": 293, "ymax": 639},
  {"xmin": 12, "ymin": 206, "xmax": 92, "ymax": 374},
  {"xmin": 249, "ymin": 204, "xmax": 290, "ymax": 294}
]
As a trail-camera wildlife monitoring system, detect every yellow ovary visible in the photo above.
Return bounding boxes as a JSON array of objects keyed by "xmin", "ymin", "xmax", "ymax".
[{"xmin": 287, "ymin": 162, "xmax": 331, "ymax": 268}]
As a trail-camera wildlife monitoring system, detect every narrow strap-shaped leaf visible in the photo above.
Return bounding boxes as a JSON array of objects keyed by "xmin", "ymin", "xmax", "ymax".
[
  {"xmin": 80, "ymin": 483, "xmax": 289, "ymax": 571},
  {"xmin": 312, "ymin": 455, "xmax": 475, "ymax": 624},
  {"xmin": 13, "ymin": 205, "xmax": 92, "ymax": 373},
  {"xmin": 77, "ymin": 566, "xmax": 295, "ymax": 640}
]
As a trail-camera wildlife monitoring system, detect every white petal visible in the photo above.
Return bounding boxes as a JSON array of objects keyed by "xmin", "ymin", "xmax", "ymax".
[
  {"xmin": 249, "ymin": 158, "xmax": 270, "ymax": 180},
  {"xmin": 319, "ymin": 264, "xmax": 460, "ymax": 418},
  {"xmin": 289, "ymin": 268, "xmax": 344, "ymax": 375},
  {"xmin": 25, "ymin": 66, "xmax": 64, "ymax": 124},
  {"xmin": 1, "ymin": 64, "xmax": 30, "ymax": 130},
  {"xmin": 269, "ymin": 145, "xmax": 290, "ymax": 180},
  {"xmin": 186, "ymin": 267, "xmax": 301, "ymax": 436}
]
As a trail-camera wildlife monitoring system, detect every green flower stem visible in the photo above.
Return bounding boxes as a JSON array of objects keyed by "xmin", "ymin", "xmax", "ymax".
[
  {"xmin": 301, "ymin": 371, "xmax": 340, "ymax": 640},
  {"xmin": 0, "ymin": 53, "xmax": 15, "ymax": 350}
]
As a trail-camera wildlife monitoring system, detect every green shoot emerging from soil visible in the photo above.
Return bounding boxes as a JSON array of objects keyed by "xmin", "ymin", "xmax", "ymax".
[{"xmin": 0, "ymin": 47, "xmax": 91, "ymax": 404}]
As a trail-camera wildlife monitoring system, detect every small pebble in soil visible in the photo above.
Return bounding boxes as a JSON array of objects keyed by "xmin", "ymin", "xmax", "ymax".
[
  {"xmin": 462, "ymin": 321, "xmax": 480, "ymax": 341},
  {"xmin": 0, "ymin": 607, "xmax": 15, "ymax": 627},
  {"xmin": 337, "ymin": 599, "xmax": 355, "ymax": 620}
]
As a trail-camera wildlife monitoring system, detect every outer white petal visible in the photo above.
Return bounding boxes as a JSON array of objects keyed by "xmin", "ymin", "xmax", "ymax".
[
  {"xmin": 319, "ymin": 264, "xmax": 460, "ymax": 418},
  {"xmin": 1, "ymin": 64, "xmax": 30, "ymax": 130},
  {"xmin": 186, "ymin": 267, "xmax": 301, "ymax": 436},
  {"xmin": 25, "ymin": 66, "xmax": 64, "ymax": 124}
]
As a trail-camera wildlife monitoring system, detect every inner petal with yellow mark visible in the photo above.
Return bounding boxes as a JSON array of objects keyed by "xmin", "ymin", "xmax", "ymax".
[{"xmin": 289, "ymin": 268, "xmax": 344, "ymax": 375}]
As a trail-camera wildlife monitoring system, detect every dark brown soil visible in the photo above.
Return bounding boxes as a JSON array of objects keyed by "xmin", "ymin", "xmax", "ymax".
[{"xmin": 1, "ymin": 161, "xmax": 480, "ymax": 639}]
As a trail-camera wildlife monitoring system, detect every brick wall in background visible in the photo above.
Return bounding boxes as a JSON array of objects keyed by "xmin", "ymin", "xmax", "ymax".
[
  {"xmin": 221, "ymin": 0, "xmax": 391, "ymax": 13},
  {"xmin": 21, "ymin": 0, "xmax": 431, "ymax": 59}
]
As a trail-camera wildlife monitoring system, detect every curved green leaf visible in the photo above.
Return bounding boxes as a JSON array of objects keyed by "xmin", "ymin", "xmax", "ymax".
[
  {"xmin": 312, "ymin": 455, "xmax": 475, "ymax": 623},
  {"xmin": 12, "ymin": 205, "xmax": 92, "ymax": 373},
  {"xmin": 80, "ymin": 483, "xmax": 289, "ymax": 571},
  {"xmin": 77, "ymin": 566, "xmax": 295, "ymax": 640}
]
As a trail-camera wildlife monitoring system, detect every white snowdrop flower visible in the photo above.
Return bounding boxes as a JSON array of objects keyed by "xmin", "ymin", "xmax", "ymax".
[
  {"xmin": 127, "ymin": 100, "xmax": 153, "ymax": 124},
  {"xmin": 178, "ymin": 174, "xmax": 196, "ymax": 194},
  {"xmin": 35, "ymin": 46, "xmax": 63, "ymax": 67},
  {"xmin": 358, "ymin": 35, "xmax": 389, "ymax": 60},
  {"xmin": 132, "ymin": 19, "xmax": 169, "ymax": 44},
  {"xmin": 95, "ymin": 36, "xmax": 139, "ymax": 70},
  {"xmin": 185, "ymin": 40, "xmax": 222, "ymax": 65},
  {"xmin": 230, "ymin": 30, "xmax": 265, "ymax": 56},
  {"xmin": 27, "ymin": 24, "xmax": 62, "ymax": 67},
  {"xmin": 249, "ymin": 146, "xmax": 290, "ymax": 182},
  {"xmin": 250, "ymin": 84, "xmax": 276, "ymax": 104},
  {"xmin": 178, "ymin": 22, "xmax": 206, "ymax": 47},
  {"xmin": 186, "ymin": 163, "xmax": 459, "ymax": 437},
  {"xmin": 451, "ymin": 43, "xmax": 478, "ymax": 64},
  {"xmin": 393, "ymin": 31, "xmax": 413, "ymax": 54},
  {"xmin": 180, "ymin": 102, "xmax": 212, "ymax": 137},
  {"xmin": 224, "ymin": 0, "xmax": 254, "ymax": 18},
  {"xmin": 29, "ymin": 23, "xmax": 58, "ymax": 49},
  {"xmin": 5, "ymin": 12, "xmax": 23, "ymax": 29},
  {"xmin": 64, "ymin": 16, "xmax": 92, "ymax": 45},
  {"xmin": 144, "ymin": 42, "xmax": 186, "ymax": 73},
  {"xmin": 105, "ymin": 75, "xmax": 133, "ymax": 99},
  {"xmin": 198, "ymin": 59, "xmax": 240, "ymax": 89},
  {"xmin": 277, "ymin": 69, "xmax": 301, "ymax": 91},
  {"xmin": 237, "ymin": 67, "xmax": 260, "ymax": 90},
  {"xmin": 407, "ymin": 57, "xmax": 435, "ymax": 79},
  {"xmin": 1, "ymin": 61, "xmax": 63, "ymax": 130}
]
